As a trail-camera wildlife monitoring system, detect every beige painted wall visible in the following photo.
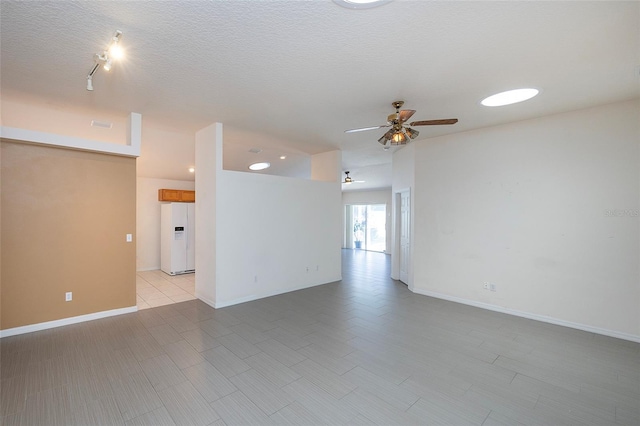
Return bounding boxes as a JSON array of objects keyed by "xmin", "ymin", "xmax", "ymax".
[{"xmin": 1, "ymin": 141, "xmax": 136, "ymax": 330}]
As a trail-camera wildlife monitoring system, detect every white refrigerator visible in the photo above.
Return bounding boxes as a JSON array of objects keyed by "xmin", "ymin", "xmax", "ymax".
[{"xmin": 161, "ymin": 202, "xmax": 195, "ymax": 275}]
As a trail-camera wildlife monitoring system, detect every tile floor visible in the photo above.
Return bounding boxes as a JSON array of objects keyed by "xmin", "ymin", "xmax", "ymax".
[
  {"xmin": 136, "ymin": 270, "xmax": 196, "ymax": 310},
  {"xmin": 1, "ymin": 250, "xmax": 638, "ymax": 425}
]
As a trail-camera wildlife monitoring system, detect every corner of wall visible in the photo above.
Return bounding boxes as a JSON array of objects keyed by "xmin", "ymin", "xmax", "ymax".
[{"xmin": 194, "ymin": 122, "xmax": 223, "ymax": 306}]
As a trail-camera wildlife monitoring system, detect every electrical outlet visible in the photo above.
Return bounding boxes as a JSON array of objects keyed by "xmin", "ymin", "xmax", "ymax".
[
  {"xmin": 126, "ymin": 234, "xmax": 133, "ymax": 242},
  {"xmin": 65, "ymin": 292, "xmax": 73, "ymax": 302},
  {"xmin": 483, "ymin": 282, "xmax": 489, "ymax": 290},
  {"xmin": 490, "ymin": 283, "xmax": 497, "ymax": 292}
]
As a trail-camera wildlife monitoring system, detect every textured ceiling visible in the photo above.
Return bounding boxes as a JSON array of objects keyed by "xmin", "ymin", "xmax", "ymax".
[{"xmin": 1, "ymin": 1, "xmax": 638, "ymax": 190}]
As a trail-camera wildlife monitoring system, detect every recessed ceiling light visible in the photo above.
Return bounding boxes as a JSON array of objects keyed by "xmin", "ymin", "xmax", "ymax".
[
  {"xmin": 280, "ymin": 155, "xmax": 286, "ymax": 160},
  {"xmin": 333, "ymin": 0, "xmax": 391, "ymax": 9},
  {"xmin": 188, "ymin": 167, "xmax": 195, "ymax": 173},
  {"xmin": 481, "ymin": 88, "xmax": 539, "ymax": 107},
  {"xmin": 249, "ymin": 162, "xmax": 270, "ymax": 171}
]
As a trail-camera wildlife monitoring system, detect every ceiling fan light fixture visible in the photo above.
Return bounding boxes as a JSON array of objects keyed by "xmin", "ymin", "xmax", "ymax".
[
  {"xmin": 344, "ymin": 171, "xmax": 353, "ymax": 184},
  {"xmin": 390, "ymin": 131, "xmax": 407, "ymax": 145},
  {"xmin": 481, "ymin": 88, "xmax": 539, "ymax": 107},
  {"xmin": 405, "ymin": 128, "xmax": 419, "ymax": 139},
  {"xmin": 345, "ymin": 100, "xmax": 459, "ymax": 147}
]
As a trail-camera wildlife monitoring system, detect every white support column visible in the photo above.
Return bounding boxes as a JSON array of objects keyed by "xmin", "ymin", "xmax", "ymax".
[
  {"xmin": 194, "ymin": 123, "xmax": 223, "ymax": 307},
  {"xmin": 127, "ymin": 112, "xmax": 142, "ymax": 153}
]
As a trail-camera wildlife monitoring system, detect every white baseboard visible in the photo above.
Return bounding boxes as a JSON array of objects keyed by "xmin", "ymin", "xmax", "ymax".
[
  {"xmin": 195, "ymin": 292, "xmax": 216, "ymax": 309},
  {"xmin": 136, "ymin": 266, "xmax": 160, "ymax": 272},
  {"xmin": 0, "ymin": 306, "xmax": 138, "ymax": 338},
  {"xmin": 412, "ymin": 288, "xmax": 640, "ymax": 344},
  {"xmin": 207, "ymin": 277, "xmax": 342, "ymax": 309}
]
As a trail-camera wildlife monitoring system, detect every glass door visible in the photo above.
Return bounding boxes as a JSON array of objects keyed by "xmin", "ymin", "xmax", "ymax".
[{"xmin": 351, "ymin": 204, "xmax": 386, "ymax": 252}]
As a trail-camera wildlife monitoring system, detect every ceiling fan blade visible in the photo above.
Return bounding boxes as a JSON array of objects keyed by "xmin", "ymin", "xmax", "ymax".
[
  {"xmin": 398, "ymin": 109, "xmax": 416, "ymax": 123},
  {"xmin": 409, "ymin": 118, "xmax": 459, "ymax": 126},
  {"xmin": 345, "ymin": 125, "xmax": 389, "ymax": 133},
  {"xmin": 378, "ymin": 129, "xmax": 394, "ymax": 145}
]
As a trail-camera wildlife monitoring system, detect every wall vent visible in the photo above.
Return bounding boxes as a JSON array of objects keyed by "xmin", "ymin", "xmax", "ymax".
[{"xmin": 91, "ymin": 120, "xmax": 113, "ymax": 129}]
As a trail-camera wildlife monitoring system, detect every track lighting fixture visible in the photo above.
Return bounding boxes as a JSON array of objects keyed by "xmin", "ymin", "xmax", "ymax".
[
  {"xmin": 86, "ymin": 30, "xmax": 123, "ymax": 91},
  {"xmin": 108, "ymin": 31, "xmax": 124, "ymax": 59}
]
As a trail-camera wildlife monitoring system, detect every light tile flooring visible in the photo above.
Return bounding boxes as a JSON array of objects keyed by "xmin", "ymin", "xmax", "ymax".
[
  {"xmin": 136, "ymin": 270, "xmax": 196, "ymax": 310},
  {"xmin": 1, "ymin": 250, "xmax": 639, "ymax": 425}
]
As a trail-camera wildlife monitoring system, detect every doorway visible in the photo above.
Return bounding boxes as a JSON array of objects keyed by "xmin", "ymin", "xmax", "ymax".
[
  {"xmin": 350, "ymin": 204, "xmax": 386, "ymax": 252},
  {"xmin": 398, "ymin": 190, "xmax": 410, "ymax": 284}
]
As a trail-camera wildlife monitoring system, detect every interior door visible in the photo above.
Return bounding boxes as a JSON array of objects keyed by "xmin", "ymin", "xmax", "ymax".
[{"xmin": 399, "ymin": 191, "xmax": 410, "ymax": 284}]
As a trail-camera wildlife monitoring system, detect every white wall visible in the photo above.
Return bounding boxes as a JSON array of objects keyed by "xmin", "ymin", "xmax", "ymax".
[
  {"xmin": 195, "ymin": 123, "xmax": 222, "ymax": 307},
  {"xmin": 194, "ymin": 122, "xmax": 342, "ymax": 308},
  {"xmin": 215, "ymin": 170, "xmax": 342, "ymax": 307},
  {"xmin": 1, "ymin": 94, "xmax": 128, "ymax": 145},
  {"xmin": 410, "ymin": 99, "xmax": 640, "ymax": 340},
  {"xmin": 391, "ymin": 144, "xmax": 415, "ymax": 282},
  {"xmin": 342, "ymin": 189, "xmax": 392, "ymax": 253},
  {"xmin": 136, "ymin": 177, "xmax": 195, "ymax": 271}
]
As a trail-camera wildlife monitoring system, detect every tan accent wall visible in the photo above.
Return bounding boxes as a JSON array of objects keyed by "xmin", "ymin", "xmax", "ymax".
[{"xmin": 1, "ymin": 140, "xmax": 136, "ymax": 330}]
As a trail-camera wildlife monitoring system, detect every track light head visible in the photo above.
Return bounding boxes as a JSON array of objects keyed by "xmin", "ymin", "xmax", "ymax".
[
  {"xmin": 108, "ymin": 30, "xmax": 124, "ymax": 60},
  {"xmin": 86, "ymin": 30, "xmax": 123, "ymax": 91}
]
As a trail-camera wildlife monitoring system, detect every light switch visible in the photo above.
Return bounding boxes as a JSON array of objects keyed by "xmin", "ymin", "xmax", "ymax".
[{"xmin": 126, "ymin": 234, "xmax": 133, "ymax": 242}]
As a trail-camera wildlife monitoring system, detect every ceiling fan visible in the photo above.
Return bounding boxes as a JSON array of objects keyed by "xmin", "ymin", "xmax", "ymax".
[
  {"xmin": 343, "ymin": 171, "xmax": 364, "ymax": 185},
  {"xmin": 345, "ymin": 101, "xmax": 458, "ymax": 146}
]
